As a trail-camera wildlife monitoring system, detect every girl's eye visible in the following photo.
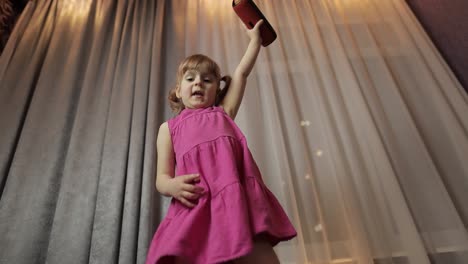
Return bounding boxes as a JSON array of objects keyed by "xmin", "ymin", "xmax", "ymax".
[
  {"xmin": 186, "ymin": 77, "xmax": 193, "ymax": 81},
  {"xmin": 204, "ymin": 79, "xmax": 212, "ymax": 82}
]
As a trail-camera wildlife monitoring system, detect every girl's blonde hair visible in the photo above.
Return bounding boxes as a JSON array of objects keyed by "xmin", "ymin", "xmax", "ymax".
[{"xmin": 168, "ymin": 54, "xmax": 232, "ymax": 114}]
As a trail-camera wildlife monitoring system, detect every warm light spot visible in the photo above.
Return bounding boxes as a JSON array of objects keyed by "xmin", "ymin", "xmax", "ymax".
[
  {"xmin": 201, "ymin": 0, "xmax": 230, "ymax": 20},
  {"xmin": 61, "ymin": 0, "xmax": 92, "ymax": 19},
  {"xmin": 314, "ymin": 223, "xmax": 323, "ymax": 232},
  {"xmin": 300, "ymin": 120, "xmax": 311, "ymax": 127},
  {"xmin": 316, "ymin": 150, "xmax": 323, "ymax": 157}
]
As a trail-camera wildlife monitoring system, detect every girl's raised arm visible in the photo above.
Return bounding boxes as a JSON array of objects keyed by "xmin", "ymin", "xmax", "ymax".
[{"xmin": 220, "ymin": 20, "xmax": 263, "ymax": 119}]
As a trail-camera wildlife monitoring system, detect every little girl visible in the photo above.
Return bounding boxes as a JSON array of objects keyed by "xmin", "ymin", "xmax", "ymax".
[{"xmin": 146, "ymin": 20, "xmax": 297, "ymax": 264}]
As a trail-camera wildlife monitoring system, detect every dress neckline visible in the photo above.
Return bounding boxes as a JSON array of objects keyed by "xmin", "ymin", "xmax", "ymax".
[{"xmin": 180, "ymin": 106, "xmax": 222, "ymax": 115}]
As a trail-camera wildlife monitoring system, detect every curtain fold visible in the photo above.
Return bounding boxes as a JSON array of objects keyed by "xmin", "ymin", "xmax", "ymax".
[
  {"xmin": 0, "ymin": 0, "xmax": 165, "ymax": 263},
  {"xmin": 1, "ymin": 0, "xmax": 467, "ymax": 263}
]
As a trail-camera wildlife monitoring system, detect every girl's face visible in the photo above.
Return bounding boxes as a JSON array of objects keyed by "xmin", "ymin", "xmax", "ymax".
[{"xmin": 176, "ymin": 70, "xmax": 218, "ymax": 109}]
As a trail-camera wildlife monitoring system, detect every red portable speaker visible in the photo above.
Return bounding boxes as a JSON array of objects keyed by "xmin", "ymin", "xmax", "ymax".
[{"xmin": 232, "ymin": 0, "xmax": 277, "ymax": 47}]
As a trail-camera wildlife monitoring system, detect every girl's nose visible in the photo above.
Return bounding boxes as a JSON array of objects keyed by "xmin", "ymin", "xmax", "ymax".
[{"xmin": 194, "ymin": 76, "xmax": 202, "ymax": 86}]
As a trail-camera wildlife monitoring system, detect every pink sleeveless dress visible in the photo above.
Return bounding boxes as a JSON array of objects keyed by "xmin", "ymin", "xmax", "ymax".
[{"xmin": 146, "ymin": 106, "xmax": 296, "ymax": 264}]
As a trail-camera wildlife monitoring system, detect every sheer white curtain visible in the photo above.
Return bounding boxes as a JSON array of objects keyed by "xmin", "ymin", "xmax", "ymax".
[{"xmin": 160, "ymin": 0, "xmax": 468, "ymax": 263}]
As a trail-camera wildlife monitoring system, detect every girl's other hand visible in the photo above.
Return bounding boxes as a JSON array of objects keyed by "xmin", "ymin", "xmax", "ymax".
[
  {"xmin": 247, "ymin": 19, "xmax": 263, "ymax": 42},
  {"xmin": 167, "ymin": 173, "xmax": 205, "ymax": 208}
]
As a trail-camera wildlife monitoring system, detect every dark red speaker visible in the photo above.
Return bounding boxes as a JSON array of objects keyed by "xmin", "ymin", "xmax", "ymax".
[{"xmin": 232, "ymin": 0, "xmax": 277, "ymax": 47}]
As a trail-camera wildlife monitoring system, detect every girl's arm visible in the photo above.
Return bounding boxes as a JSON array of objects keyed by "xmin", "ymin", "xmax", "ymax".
[
  {"xmin": 220, "ymin": 20, "xmax": 263, "ymax": 119},
  {"xmin": 155, "ymin": 122, "xmax": 176, "ymax": 197},
  {"xmin": 155, "ymin": 122, "xmax": 205, "ymax": 207}
]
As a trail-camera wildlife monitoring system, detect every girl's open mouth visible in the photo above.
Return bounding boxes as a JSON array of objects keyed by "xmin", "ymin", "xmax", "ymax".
[{"xmin": 192, "ymin": 91, "xmax": 204, "ymax": 97}]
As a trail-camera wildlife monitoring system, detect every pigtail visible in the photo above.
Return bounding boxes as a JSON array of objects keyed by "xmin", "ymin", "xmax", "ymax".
[
  {"xmin": 168, "ymin": 86, "xmax": 185, "ymax": 114},
  {"xmin": 215, "ymin": 75, "xmax": 232, "ymax": 106}
]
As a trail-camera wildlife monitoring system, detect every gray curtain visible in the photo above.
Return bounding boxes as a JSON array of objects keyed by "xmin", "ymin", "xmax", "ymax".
[{"xmin": 0, "ymin": 0, "xmax": 165, "ymax": 263}]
